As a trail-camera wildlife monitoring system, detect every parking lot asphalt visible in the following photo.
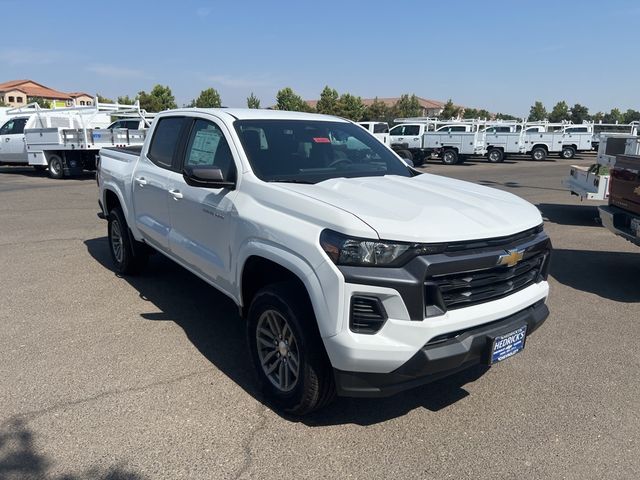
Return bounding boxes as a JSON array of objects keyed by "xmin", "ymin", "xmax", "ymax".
[{"xmin": 1, "ymin": 153, "xmax": 639, "ymax": 480}]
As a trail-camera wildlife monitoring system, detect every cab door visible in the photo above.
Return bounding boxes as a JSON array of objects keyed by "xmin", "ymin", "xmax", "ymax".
[
  {"xmin": 0, "ymin": 117, "xmax": 28, "ymax": 163},
  {"xmin": 132, "ymin": 116, "xmax": 189, "ymax": 251},
  {"xmin": 167, "ymin": 117, "xmax": 239, "ymax": 294}
]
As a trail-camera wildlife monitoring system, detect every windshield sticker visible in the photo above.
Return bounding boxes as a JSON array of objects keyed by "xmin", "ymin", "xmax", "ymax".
[{"xmin": 313, "ymin": 137, "xmax": 331, "ymax": 143}]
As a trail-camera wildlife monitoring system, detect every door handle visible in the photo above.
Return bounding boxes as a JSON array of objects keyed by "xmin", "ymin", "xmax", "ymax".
[
  {"xmin": 4, "ymin": 138, "xmax": 9, "ymax": 142},
  {"xmin": 169, "ymin": 189, "xmax": 183, "ymax": 200},
  {"xmin": 135, "ymin": 177, "xmax": 147, "ymax": 186}
]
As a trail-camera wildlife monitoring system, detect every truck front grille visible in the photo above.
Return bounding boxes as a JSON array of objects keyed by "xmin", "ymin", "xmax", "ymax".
[{"xmin": 429, "ymin": 252, "xmax": 547, "ymax": 310}]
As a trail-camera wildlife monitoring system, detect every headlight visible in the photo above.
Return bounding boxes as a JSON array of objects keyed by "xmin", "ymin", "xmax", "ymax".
[{"xmin": 320, "ymin": 229, "xmax": 446, "ymax": 267}]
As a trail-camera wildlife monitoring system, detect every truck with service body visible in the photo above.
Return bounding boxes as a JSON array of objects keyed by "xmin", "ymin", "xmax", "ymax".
[
  {"xmin": 389, "ymin": 120, "xmax": 486, "ymax": 165},
  {"xmin": 562, "ymin": 132, "xmax": 640, "ymax": 201},
  {"xmin": 0, "ymin": 101, "xmax": 151, "ymax": 178},
  {"xmin": 97, "ymin": 108, "xmax": 552, "ymax": 415},
  {"xmin": 598, "ymin": 153, "xmax": 640, "ymax": 246},
  {"xmin": 358, "ymin": 121, "xmax": 390, "ymax": 146}
]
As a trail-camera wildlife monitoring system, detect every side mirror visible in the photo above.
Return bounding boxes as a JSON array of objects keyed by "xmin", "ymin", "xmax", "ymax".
[{"xmin": 183, "ymin": 166, "xmax": 235, "ymax": 189}]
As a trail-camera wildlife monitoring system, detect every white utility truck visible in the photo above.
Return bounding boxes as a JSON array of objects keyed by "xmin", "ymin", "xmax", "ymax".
[
  {"xmin": 389, "ymin": 119, "xmax": 487, "ymax": 165},
  {"xmin": 562, "ymin": 131, "xmax": 640, "ymax": 201},
  {"xmin": 97, "ymin": 108, "xmax": 552, "ymax": 415},
  {"xmin": 0, "ymin": 101, "xmax": 152, "ymax": 178},
  {"xmin": 357, "ymin": 121, "xmax": 390, "ymax": 146}
]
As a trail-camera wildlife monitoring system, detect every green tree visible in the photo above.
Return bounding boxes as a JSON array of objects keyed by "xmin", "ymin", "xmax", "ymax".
[
  {"xmin": 363, "ymin": 97, "xmax": 388, "ymax": 121},
  {"xmin": 117, "ymin": 95, "xmax": 134, "ymax": 105},
  {"xmin": 247, "ymin": 92, "xmax": 260, "ymax": 109},
  {"xmin": 27, "ymin": 97, "xmax": 51, "ymax": 108},
  {"xmin": 0, "ymin": 99, "xmax": 6, "ymax": 107},
  {"xmin": 275, "ymin": 87, "xmax": 307, "ymax": 111},
  {"xmin": 189, "ymin": 87, "xmax": 222, "ymax": 108},
  {"xmin": 315, "ymin": 86, "xmax": 340, "ymax": 115},
  {"xmin": 96, "ymin": 93, "xmax": 113, "ymax": 104},
  {"xmin": 623, "ymin": 109, "xmax": 640, "ymax": 123},
  {"xmin": 440, "ymin": 99, "xmax": 461, "ymax": 119},
  {"xmin": 477, "ymin": 109, "xmax": 492, "ymax": 119},
  {"xmin": 462, "ymin": 108, "xmax": 478, "ymax": 119},
  {"xmin": 335, "ymin": 93, "xmax": 365, "ymax": 121},
  {"xmin": 591, "ymin": 111, "xmax": 604, "ymax": 122},
  {"xmin": 603, "ymin": 108, "xmax": 623, "ymax": 124},
  {"xmin": 569, "ymin": 103, "xmax": 589, "ymax": 124},
  {"xmin": 548, "ymin": 101, "xmax": 570, "ymax": 122},
  {"xmin": 495, "ymin": 112, "xmax": 518, "ymax": 120},
  {"xmin": 528, "ymin": 101, "xmax": 547, "ymax": 121},
  {"xmin": 392, "ymin": 94, "xmax": 422, "ymax": 119},
  {"xmin": 137, "ymin": 85, "xmax": 177, "ymax": 112}
]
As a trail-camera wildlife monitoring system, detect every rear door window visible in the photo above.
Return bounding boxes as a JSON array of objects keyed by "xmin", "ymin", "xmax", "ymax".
[
  {"xmin": 403, "ymin": 125, "xmax": 420, "ymax": 136},
  {"xmin": 147, "ymin": 116, "xmax": 189, "ymax": 170}
]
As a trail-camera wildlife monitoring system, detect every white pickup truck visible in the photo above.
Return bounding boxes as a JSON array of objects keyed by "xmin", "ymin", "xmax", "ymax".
[{"xmin": 97, "ymin": 108, "xmax": 552, "ymax": 415}]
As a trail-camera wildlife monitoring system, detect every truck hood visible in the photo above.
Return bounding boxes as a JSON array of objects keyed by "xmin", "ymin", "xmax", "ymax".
[{"xmin": 278, "ymin": 174, "xmax": 543, "ymax": 243}]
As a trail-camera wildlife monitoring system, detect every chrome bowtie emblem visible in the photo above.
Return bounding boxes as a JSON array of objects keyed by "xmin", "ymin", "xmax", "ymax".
[{"xmin": 497, "ymin": 249, "xmax": 525, "ymax": 267}]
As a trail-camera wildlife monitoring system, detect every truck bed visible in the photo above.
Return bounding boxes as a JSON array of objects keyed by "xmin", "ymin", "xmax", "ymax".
[{"xmin": 103, "ymin": 145, "xmax": 144, "ymax": 155}]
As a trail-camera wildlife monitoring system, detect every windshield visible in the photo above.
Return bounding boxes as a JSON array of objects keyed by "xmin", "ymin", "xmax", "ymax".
[{"xmin": 234, "ymin": 120, "xmax": 411, "ymax": 184}]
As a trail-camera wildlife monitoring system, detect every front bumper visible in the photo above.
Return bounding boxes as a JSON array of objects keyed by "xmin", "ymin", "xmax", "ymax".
[
  {"xmin": 599, "ymin": 205, "xmax": 640, "ymax": 246},
  {"xmin": 334, "ymin": 299, "xmax": 548, "ymax": 397}
]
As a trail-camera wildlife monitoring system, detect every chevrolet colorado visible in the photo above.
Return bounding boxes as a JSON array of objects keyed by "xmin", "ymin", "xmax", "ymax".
[
  {"xmin": 97, "ymin": 108, "xmax": 552, "ymax": 415},
  {"xmin": 599, "ymin": 154, "xmax": 640, "ymax": 246}
]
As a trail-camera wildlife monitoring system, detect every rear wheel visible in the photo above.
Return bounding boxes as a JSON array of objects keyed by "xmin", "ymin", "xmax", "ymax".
[
  {"xmin": 442, "ymin": 149, "xmax": 459, "ymax": 165},
  {"xmin": 561, "ymin": 146, "xmax": 576, "ymax": 159},
  {"xmin": 531, "ymin": 147, "xmax": 547, "ymax": 161},
  {"xmin": 247, "ymin": 283, "xmax": 336, "ymax": 415},
  {"xmin": 108, "ymin": 207, "xmax": 148, "ymax": 275},
  {"xmin": 487, "ymin": 148, "xmax": 504, "ymax": 163},
  {"xmin": 48, "ymin": 155, "xmax": 64, "ymax": 179}
]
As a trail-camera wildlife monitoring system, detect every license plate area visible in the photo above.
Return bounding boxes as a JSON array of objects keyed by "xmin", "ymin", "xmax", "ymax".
[{"xmin": 489, "ymin": 325, "xmax": 527, "ymax": 365}]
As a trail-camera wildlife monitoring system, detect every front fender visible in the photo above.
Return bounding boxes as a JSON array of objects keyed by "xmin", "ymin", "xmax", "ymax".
[{"xmin": 236, "ymin": 239, "xmax": 343, "ymax": 338}]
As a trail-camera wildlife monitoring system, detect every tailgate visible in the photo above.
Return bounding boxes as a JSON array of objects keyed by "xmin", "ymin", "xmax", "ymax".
[{"xmin": 610, "ymin": 155, "xmax": 640, "ymax": 215}]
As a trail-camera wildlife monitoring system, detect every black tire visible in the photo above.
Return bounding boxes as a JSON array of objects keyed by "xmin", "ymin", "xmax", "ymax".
[
  {"xmin": 487, "ymin": 148, "xmax": 504, "ymax": 163},
  {"xmin": 442, "ymin": 149, "xmax": 459, "ymax": 165},
  {"xmin": 33, "ymin": 165, "xmax": 47, "ymax": 172},
  {"xmin": 561, "ymin": 146, "xmax": 576, "ymax": 159},
  {"xmin": 48, "ymin": 155, "xmax": 64, "ymax": 179},
  {"xmin": 397, "ymin": 149, "xmax": 413, "ymax": 161},
  {"xmin": 247, "ymin": 282, "xmax": 336, "ymax": 415},
  {"xmin": 530, "ymin": 147, "xmax": 547, "ymax": 161},
  {"xmin": 107, "ymin": 207, "xmax": 148, "ymax": 275}
]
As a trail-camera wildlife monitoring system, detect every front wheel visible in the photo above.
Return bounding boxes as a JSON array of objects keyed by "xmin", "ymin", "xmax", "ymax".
[
  {"xmin": 247, "ymin": 283, "xmax": 335, "ymax": 415},
  {"xmin": 561, "ymin": 146, "xmax": 576, "ymax": 159},
  {"xmin": 442, "ymin": 149, "xmax": 459, "ymax": 165},
  {"xmin": 397, "ymin": 149, "xmax": 413, "ymax": 161}
]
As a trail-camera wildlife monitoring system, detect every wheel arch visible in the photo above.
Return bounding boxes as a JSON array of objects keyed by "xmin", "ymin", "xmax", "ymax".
[{"xmin": 237, "ymin": 244, "xmax": 337, "ymax": 338}]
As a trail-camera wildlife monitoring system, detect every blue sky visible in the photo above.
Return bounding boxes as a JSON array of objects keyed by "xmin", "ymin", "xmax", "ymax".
[{"xmin": 1, "ymin": 0, "xmax": 638, "ymax": 116}]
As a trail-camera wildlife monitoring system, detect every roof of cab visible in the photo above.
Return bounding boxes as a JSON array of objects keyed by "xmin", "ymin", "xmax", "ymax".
[{"xmin": 159, "ymin": 108, "xmax": 349, "ymax": 122}]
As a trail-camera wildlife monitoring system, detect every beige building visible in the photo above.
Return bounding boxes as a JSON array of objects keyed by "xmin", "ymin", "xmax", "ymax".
[
  {"xmin": 0, "ymin": 80, "xmax": 94, "ymax": 108},
  {"xmin": 68, "ymin": 92, "xmax": 94, "ymax": 106}
]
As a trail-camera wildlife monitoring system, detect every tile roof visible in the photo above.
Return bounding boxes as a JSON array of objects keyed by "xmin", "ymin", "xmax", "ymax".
[{"xmin": 0, "ymin": 79, "xmax": 72, "ymax": 100}]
